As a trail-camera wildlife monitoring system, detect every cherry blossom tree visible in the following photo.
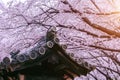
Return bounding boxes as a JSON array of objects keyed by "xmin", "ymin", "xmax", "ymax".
[{"xmin": 0, "ymin": 0, "xmax": 120, "ymax": 80}]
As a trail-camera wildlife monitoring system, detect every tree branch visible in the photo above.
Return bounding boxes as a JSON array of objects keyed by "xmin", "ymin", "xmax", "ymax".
[{"xmin": 82, "ymin": 17, "xmax": 120, "ymax": 37}]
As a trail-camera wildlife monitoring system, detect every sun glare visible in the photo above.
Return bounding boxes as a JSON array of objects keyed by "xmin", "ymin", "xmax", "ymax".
[{"xmin": 114, "ymin": 0, "xmax": 120, "ymax": 11}]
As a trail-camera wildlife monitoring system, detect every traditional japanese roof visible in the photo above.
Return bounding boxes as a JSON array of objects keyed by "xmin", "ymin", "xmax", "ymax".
[{"xmin": 0, "ymin": 27, "xmax": 95, "ymax": 79}]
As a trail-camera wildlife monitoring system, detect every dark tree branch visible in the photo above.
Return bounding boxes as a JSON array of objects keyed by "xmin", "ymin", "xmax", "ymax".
[
  {"xmin": 57, "ymin": 24, "xmax": 111, "ymax": 38},
  {"xmin": 90, "ymin": 0, "xmax": 102, "ymax": 12},
  {"xmin": 82, "ymin": 17, "xmax": 120, "ymax": 37}
]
